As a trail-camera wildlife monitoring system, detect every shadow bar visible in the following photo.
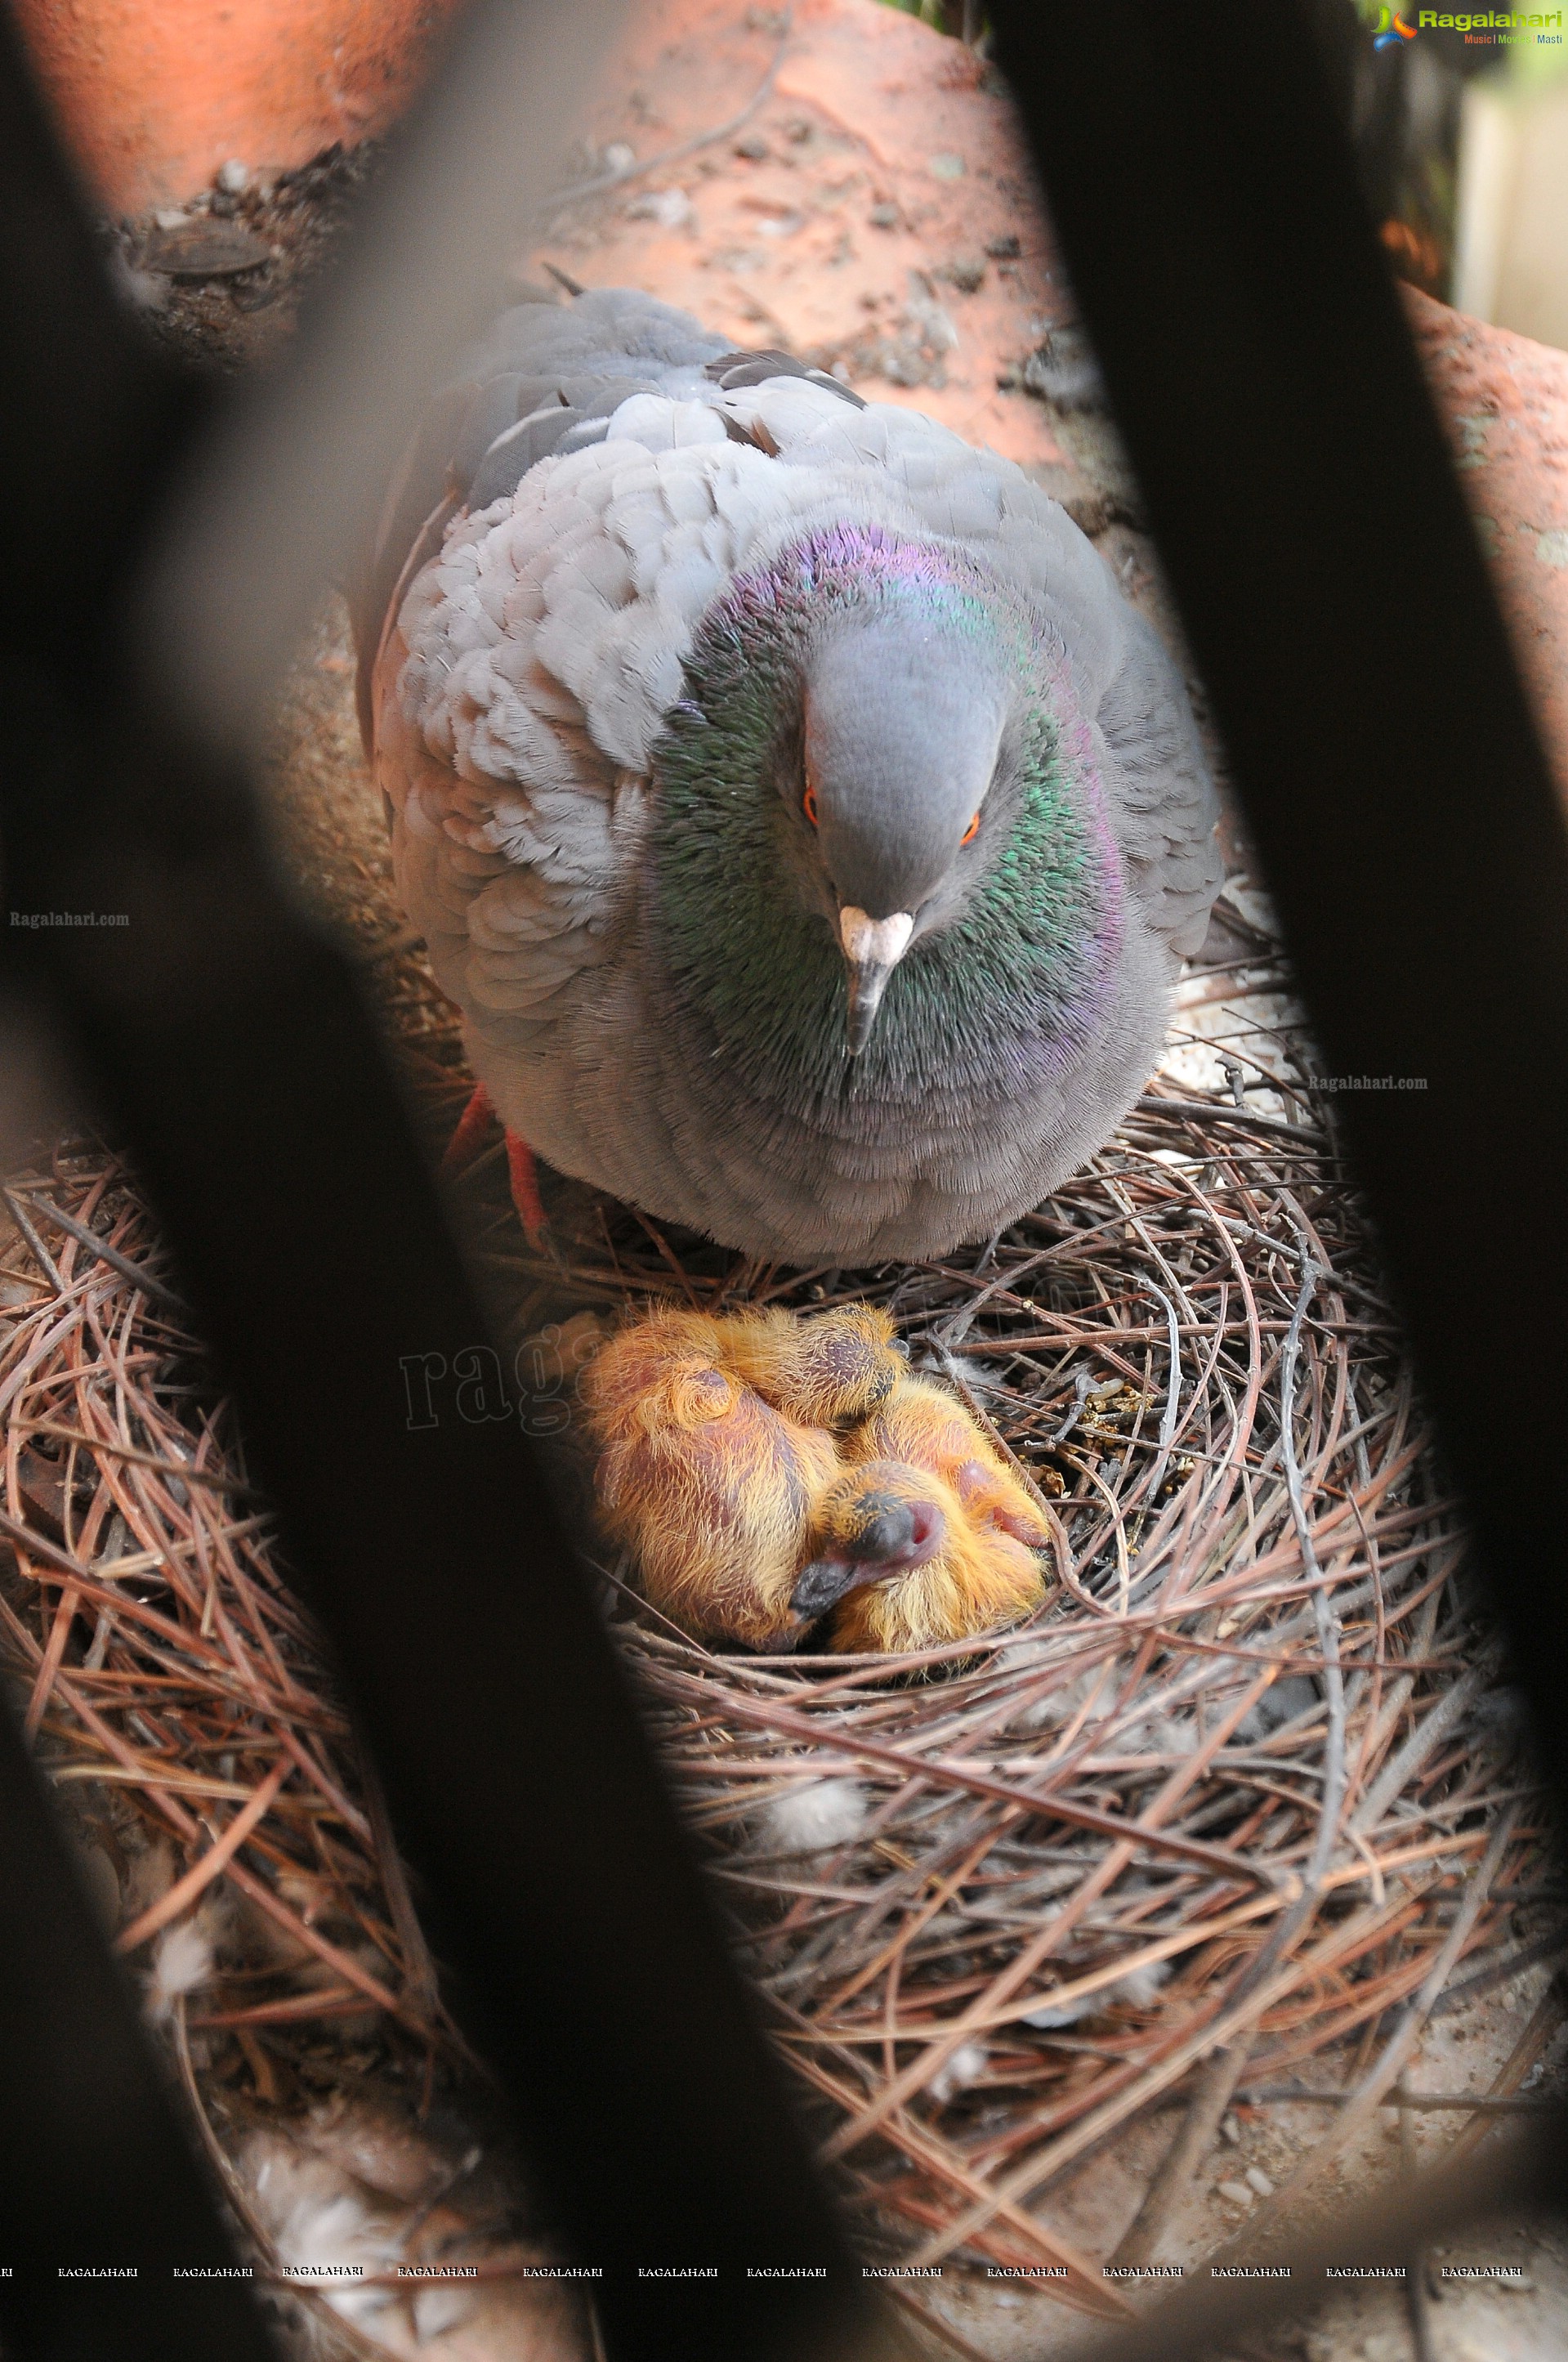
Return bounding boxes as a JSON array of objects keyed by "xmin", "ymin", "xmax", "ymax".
[
  {"xmin": 987, "ymin": 0, "xmax": 1568, "ymax": 1800},
  {"xmin": 0, "ymin": 6, "xmax": 879, "ymax": 2357}
]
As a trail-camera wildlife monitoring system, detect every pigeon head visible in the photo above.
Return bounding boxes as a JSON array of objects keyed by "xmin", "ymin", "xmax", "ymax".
[
  {"xmin": 650, "ymin": 524, "xmax": 1124, "ymax": 1110},
  {"xmin": 800, "ymin": 615, "xmax": 1009, "ymax": 1049}
]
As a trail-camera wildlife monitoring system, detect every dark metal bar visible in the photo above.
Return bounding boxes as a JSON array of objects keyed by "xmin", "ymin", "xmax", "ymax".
[
  {"xmin": 1244, "ymin": 2087, "xmax": 1561, "ymax": 2114},
  {"xmin": 986, "ymin": 1, "xmax": 1568, "ymax": 1823},
  {"xmin": 984, "ymin": 0, "xmax": 1568, "ymax": 2340},
  {"xmin": 0, "ymin": 1695, "xmax": 284, "ymax": 2362},
  {"xmin": 0, "ymin": 7, "xmax": 877, "ymax": 2355}
]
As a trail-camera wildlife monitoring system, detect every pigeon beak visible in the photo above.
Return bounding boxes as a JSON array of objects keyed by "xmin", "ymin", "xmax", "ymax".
[{"xmin": 838, "ymin": 906, "xmax": 914, "ymax": 1055}]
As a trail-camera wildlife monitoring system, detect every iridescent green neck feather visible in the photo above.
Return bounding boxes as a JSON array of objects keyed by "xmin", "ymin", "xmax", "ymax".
[{"xmin": 648, "ymin": 527, "xmax": 1123, "ymax": 1117}]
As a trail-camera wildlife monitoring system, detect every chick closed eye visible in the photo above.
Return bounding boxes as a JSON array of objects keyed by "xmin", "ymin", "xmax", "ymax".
[{"xmin": 850, "ymin": 1372, "xmax": 1048, "ymax": 1545}]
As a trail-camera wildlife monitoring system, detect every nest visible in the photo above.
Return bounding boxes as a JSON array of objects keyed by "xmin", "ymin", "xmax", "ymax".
[
  {"xmin": 0, "ymin": 1019, "xmax": 1551, "ymax": 2333},
  {"xmin": 552, "ymin": 1073, "xmax": 1548, "ymax": 2311}
]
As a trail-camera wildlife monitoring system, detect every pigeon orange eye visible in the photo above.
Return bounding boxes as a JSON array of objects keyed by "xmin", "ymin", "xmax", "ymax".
[
  {"xmin": 803, "ymin": 783, "xmax": 820, "ymax": 827},
  {"xmin": 961, "ymin": 811, "xmax": 981, "ymax": 845}
]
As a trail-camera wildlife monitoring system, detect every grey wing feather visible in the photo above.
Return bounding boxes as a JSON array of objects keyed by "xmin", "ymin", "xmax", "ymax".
[
  {"xmin": 351, "ymin": 290, "xmax": 731, "ymax": 751},
  {"xmin": 1097, "ymin": 609, "xmax": 1223, "ymax": 959}
]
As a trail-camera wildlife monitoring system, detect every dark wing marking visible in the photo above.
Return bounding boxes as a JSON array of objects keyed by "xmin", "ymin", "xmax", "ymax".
[
  {"xmin": 704, "ymin": 347, "xmax": 867, "ymax": 409},
  {"xmin": 719, "ymin": 411, "xmax": 781, "ymax": 457}
]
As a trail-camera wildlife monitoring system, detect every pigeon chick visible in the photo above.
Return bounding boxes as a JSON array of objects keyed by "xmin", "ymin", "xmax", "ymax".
[
  {"xmin": 360, "ymin": 288, "xmax": 1222, "ymax": 1264},
  {"xmin": 793, "ymin": 1373, "xmax": 1049, "ymax": 1653},
  {"xmin": 581, "ymin": 1304, "xmax": 1048, "ymax": 1653},
  {"xmin": 582, "ymin": 1302, "xmax": 902, "ymax": 1649}
]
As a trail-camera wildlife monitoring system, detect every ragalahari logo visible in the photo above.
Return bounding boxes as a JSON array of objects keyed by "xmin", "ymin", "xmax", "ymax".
[{"xmin": 1405, "ymin": 8, "xmax": 1566, "ymax": 29}]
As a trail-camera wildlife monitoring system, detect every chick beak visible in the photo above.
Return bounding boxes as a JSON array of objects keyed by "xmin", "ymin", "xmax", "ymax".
[{"xmin": 838, "ymin": 906, "xmax": 915, "ymax": 1055}]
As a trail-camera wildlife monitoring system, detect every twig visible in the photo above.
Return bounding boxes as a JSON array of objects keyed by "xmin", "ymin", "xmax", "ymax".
[
  {"xmin": 8, "ymin": 1184, "xmax": 187, "ymax": 1309},
  {"xmin": 1224, "ymin": 1805, "xmax": 1519, "ymax": 2245},
  {"xmin": 1241, "ymin": 2084, "xmax": 1562, "ymax": 2114},
  {"xmin": 537, "ymin": 8, "xmax": 793, "ymax": 217}
]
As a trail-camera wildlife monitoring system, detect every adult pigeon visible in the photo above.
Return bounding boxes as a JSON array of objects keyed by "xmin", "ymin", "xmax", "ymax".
[{"xmin": 356, "ymin": 288, "xmax": 1222, "ymax": 1264}]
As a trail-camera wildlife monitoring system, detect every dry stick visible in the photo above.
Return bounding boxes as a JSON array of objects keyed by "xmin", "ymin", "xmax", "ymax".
[
  {"xmin": 115, "ymin": 1761, "xmax": 291, "ymax": 1953},
  {"xmin": 1243, "ymin": 2087, "xmax": 1559, "ymax": 2114},
  {"xmin": 903, "ymin": 1882, "xmax": 1444, "ymax": 2272},
  {"xmin": 1349, "ymin": 1581, "xmax": 1441, "ymax": 1816},
  {"xmin": 2, "ymin": 1187, "xmax": 65, "ymax": 1293},
  {"xmin": 1101, "ymin": 1174, "xmax": 1190, "ymax": 1505},
  {"xmin": 1132, "ymin": 1093, "xmax": 1321, "ymax": 1143},
  {"xmin": 1432, "ymin": 1926, "xmax": 1568, "ymax": 2017},
  {"xmin": 1160, "ymin": 1167, "xmax": 1266, "ymax": 1589},
  {"xmin": 271, "ymin": 1724, "xmax": 373, "ymax": 1842},
  {"xmin": 18, "ymin": 1417, "xmax": 254, "ymax": 1493},
  {"xmin": 1226, "ymin": 1802, "xmax": 1519, "ymax": 2254},
  {"xmin": 78, "ymin": 1402, "xmax": 299, "ymax": 1712},
  {"xmin": 786, "ymin": 1890, "xmax": 1293, "ymax": 2046},
  {"xmin": 21, "ymin": 1577, "xmax": 83, "ymax": 1745},
  {"xmin": 659, "ymin": 1674, "xmax": 1281, "ymax": 1890},
  {"xmin": 790, "ymin": 2047, "xmax": 1126, "ymax": 2316},
  {"xmin": 1348, "ymin": 1657, "xmax": 1502, "ymax": 1837},
  {"xmin": 33, "ymin": 1651, "xmax": 431, "ymax": 2037},
  {"xmin": 9, "ymin": 1187, "xmax": 187, "ymax": 1310},
  {"xmin": 4, "ymin": 1534, "xmax": 298, "ymax": 1710},
  {"xmin": 824, "ymin": 1821, "xmax": 1012, "ymax": 2017},
  {"xmin": 536, "ymin": 3, "xmax": 793, "ymax": 214},
  {"xmin": 0, "ymin": 1301, "xmax": 87, "ymax": 1422},
  {"xmin": 945, "ymin": 1315, "xmax": 1394, "ymax": 1351},
  {"xmin": 821, "ymin": 1668, "xmax": 1281, "ymax": 2164},
  {"xmin": 189, "ymin": 1987, "xmax": 382, "ymax": 2030},
  {"xmin": 1115, "ymin": 1236, "xmax": 1347, "ymax": 2265}
]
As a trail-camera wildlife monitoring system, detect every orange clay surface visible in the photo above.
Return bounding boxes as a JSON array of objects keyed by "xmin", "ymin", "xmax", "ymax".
[
  {"xmin": 527, "ymin": 0, "xmax": 1072, "ymax": 472},
  {"xmin": 25, "ymin": 0, "xmax": 1568, "ymax": 825},
  {"xmin": 12, "ymin": 0, "xmax": 462, "ymax": 215},
  {"xmin": 1405, "ymin": 285, "xmax": 1568, "ymax": 798},
  {"xmin": 534, "ymin": 5, "xmax": 1568, "ymax": 785}
]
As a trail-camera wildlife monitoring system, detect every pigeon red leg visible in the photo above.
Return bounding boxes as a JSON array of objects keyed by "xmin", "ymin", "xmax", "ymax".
[
  {"xmin": 442, "ymin": 1084, "xmax": 552, "ymax": 1248},
  {"xmin": 504, "ymin": 1130, "xmax": 552, "ymax": 1250},
  {"xmin": 441, "ymin": 1080, "xmax": 495, "ymax": 1175}
]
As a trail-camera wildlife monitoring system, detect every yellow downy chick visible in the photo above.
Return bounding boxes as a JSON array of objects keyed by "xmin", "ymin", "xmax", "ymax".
[
  {"xmin": 581, "ymin": 1304, "xmax": 901, "ymax": 1650},
  {"xmin": 793, "ymin": 1374, "xmax": 1049, "ymax": 1653}
]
